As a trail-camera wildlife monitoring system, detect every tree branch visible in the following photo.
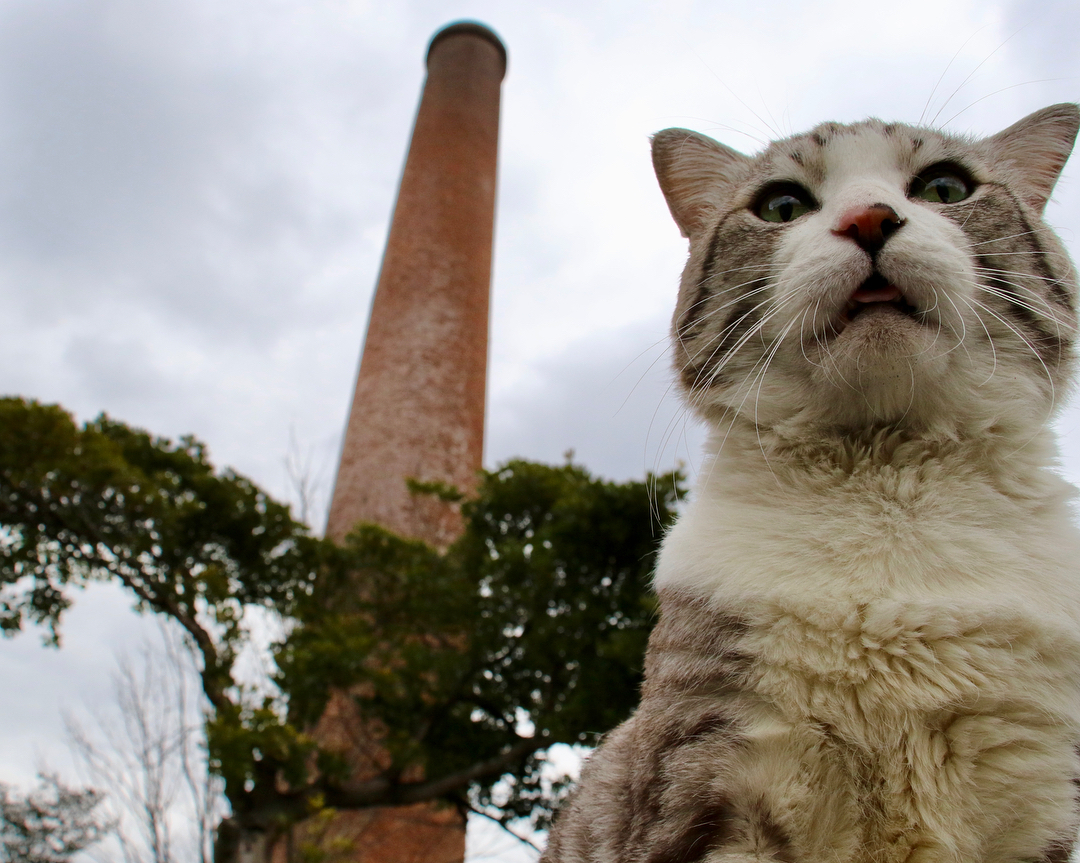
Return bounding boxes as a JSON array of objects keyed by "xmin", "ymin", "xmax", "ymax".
[
  {"xmin": 9, "ymin": 483, "xmax": 232, "ymax": 712},
  {"xmin": 324, "ymin": 735, "xmax": 549, "ymax": 809},
  {"xmin": 459, "ymin": 799, "xmax": 542, "ymax": 855},
  {"xmin": 108, "ymin": 564, "xmax": 230, "ymax": 712}
]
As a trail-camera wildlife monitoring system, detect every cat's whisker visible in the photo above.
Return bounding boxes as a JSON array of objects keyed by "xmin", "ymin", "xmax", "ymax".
[
  {"xmin": 965, "ymin": 298, "xmax": 1062, "ymax": 458},
  {"xmin": 677, "ymin": 275, "xmax": 778, "ymax": 337},
  {"xmin": 807, "ymin": 301, "xmax": 854, "ymax": 390},
  {"xmin": 972, "ymin": 282, "xmax": 1066, "ymax": 339},
  {"xmin": 685, "ymin": 291, "xmax": 788, "ymax": 385},
  {"xmin": 684, "ymin": 280, "xmax": 777, "ymax": 326},
  {"xmin": 688, "ymin": 267, "xmax": 782, "ymax": 304},
  {"xmin": 967, "ymin": 229, "xmax": 1045, "ymax": 247},
  {"xmin": 700, "ymin": 262, "xmax": 784, "ymax": 280},
  {"xmin": 941, "ymin": 77, "xmax": 1070, "ymax": 129},
  {"xmin": 688, "ymin": 272, "xmax": 775, "ymax": 304},
  {"xmin": 921, "ymin": 288, "xmax": 942, "ymax": 318},
  {"xmin": 971, "ymin": 264, "xmax": 1071, "ymax": 287},
  {"xmin": 750, "ymin": 317, "xmax": 802, "ymax": 471},
  {"xmin": 646, "ymin": 369, "xmax": 704, "ymax": 482},
  {"xmin": 645, "ymin": 403, "xmax": 696, "ymax": 527},
  {"xmin": 921, "ymin": 288, "xmax": 969, "ymax": 361},
  {"xmin": 965, "ymin": 294, "xmax": 1057, "ymax": 409},
  {"xmin": 959, "ymin": 263, "xmax": 1068, "ymax": 326},
  {"xmin": 700, "ymin": 294, "xmax": 799, "ymax": 388},
  {"xmin": 955, "ymin": 194, "xmax": 986, "ymax": 231},
  {"xmin": 799, "ymin": 300, "xmax": 857, "ymax": 393},
  {"xmin": 973, "ymin": 287, "xmax": 1061, "ymax": 329},
  {"xmin": 798, "ymin": 302, "xmax": 825, "ymax": 371},
  {"xmin": 972, "ymin": 268, "xmax": 1065, "ymax": 296},
  {"xmin": 678, "ymin": 39, "xmax": 784, "ymax": 141},
  {"xmin": 954, "ymin": 293, "xmax": 1000, "ymax": 385},
  {"xmin": 691, "ymin": 302, "xmax": 787, "ymax": 397},
  {"xmin": 929, "ymin": 28, "xmax": 1019, "ymax": 127},
  {"xmin": 970, "ymin": 250, "xmax": 1072, "ymax": 262},
  {"xmin": 919, "ymin": 26, "xmax": 985, "ymax": 127}
]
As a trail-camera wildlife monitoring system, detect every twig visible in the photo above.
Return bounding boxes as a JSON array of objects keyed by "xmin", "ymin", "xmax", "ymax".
[{"xmin": 460, "ymin": 801, "xmax": 543, "ymax": 855}]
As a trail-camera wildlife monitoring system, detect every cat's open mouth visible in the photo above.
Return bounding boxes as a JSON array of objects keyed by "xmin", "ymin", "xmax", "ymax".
[{"xmin": 837, "ymin": 272, "xmax": 919, "ymax": 329}]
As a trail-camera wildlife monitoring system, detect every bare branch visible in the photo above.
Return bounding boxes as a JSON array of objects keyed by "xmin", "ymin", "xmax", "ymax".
[
  {"xmin": 283, "ymin": 427, "xmax": 328, "ymax": 531},
  {"xmin": 65, "ymin": 628, "xmax": 226, "ymax": 863},
  {"xmin": 461, "ymin": 802, "xmax": 543, "ymax": 856}
]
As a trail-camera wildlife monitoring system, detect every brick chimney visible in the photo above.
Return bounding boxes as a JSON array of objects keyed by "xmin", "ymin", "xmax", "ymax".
[
  {"xmin": 311, "ymin": 21, "xmax": 506, "ymax": 863},
  {"xmin": 326, "ymin": 20, "xmax": 506, "ymax": 550}
]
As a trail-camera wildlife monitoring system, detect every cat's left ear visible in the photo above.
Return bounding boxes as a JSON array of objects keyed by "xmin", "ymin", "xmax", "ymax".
[
  {"xmin": 984, "ymin": 103, "xmax": 1080, "ymax": 212},
  {"xmin": 652, "ymin": 129, "xmax": 752, "ymax": 238}
]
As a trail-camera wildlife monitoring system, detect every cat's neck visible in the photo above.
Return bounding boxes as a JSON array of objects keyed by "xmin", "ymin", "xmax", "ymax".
[
  {"xmin": 697, "ymin": 413, "xmax": 1065, "ymax": 504},
  {"xmin": 656, "ymin": 415, "xmax": 1077, "ymax": 606}
]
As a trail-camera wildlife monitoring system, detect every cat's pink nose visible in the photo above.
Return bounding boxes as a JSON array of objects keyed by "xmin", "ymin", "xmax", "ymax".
[{"xmin": 833, "ymin": 204, "xmax": 904, "ymax": 254}]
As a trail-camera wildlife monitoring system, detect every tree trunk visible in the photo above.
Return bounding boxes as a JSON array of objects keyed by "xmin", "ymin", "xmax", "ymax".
[{"xmin": 214, "ymin": 818, "xmax": 272, "ymax": 863}]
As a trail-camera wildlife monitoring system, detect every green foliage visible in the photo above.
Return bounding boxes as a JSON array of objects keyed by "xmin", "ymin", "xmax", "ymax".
[
  {"xmin": 278, "ymin": 459, "xmax": 681, "ymax": 827},
  {"xmin": 0, "ymin": 397, "xmax": 684, "ymax": 837},
  {"xmin": 207, "ymin": 700, "xmax": 316, "ymax": 812},
  {"xmin": 0, "ymin": 775, "xmax": 109, "ymax": 863},
  {"xmin": 403, "ymin": 477, "xmax": 465, "ymax": 503},
  {"xmin": 0, "ymin": 397, "xmax": 319, "ymax": 682}
]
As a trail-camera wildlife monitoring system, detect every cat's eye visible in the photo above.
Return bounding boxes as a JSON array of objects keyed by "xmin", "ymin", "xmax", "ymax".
[
  {"xmin": 754, "ymin": 184, "xmax": 816, "ymax": 223},
  {"xmin": 909, "ymin": 165, "xmax": 973, "ymax": 204}
]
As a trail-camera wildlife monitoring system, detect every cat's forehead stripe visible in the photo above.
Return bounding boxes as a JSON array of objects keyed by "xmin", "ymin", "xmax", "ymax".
[{"xmin": 761, "ymin": 121, "xmax": 958, "ymax": 185}]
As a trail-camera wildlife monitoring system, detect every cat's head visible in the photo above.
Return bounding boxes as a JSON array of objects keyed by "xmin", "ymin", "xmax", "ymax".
[{"xmin": 652, "ymin": 104, "xmax": 1080, "ymax": 441}]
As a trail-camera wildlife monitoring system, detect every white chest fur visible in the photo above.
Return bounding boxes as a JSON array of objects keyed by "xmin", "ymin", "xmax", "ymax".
[
  {"xmin": 654, "ymin": 430, "xmax": 1080, "ymax": 861},
  {"xmin": 656, "ymin": 429, "xmax": 1080, "ymax": 610}
]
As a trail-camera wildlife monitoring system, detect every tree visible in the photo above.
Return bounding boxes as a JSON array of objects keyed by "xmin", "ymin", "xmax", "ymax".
[
  {"xmin": 0, "ymin": 774, "xmax": 109, "ymax": 863},
  {"xmin": 65, "ymin": 627, "xmax": 226, "ymax": 863},
  {"xmin": 0, "ymin": 397, "xmax": 682, "ymax": 861}
]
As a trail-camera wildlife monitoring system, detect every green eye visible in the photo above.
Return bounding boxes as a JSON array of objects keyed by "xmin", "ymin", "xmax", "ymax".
[
  {"xmin": 910, "ymin": 166, "xmax": 973, "ymax": 204},
  {"xmin": 754, "ymin": 184, "xmax": 815, "ymax": 222}
]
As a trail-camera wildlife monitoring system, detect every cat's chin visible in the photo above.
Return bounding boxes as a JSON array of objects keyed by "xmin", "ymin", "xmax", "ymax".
[
  {"xmin": 801, "ymin": 305, "xmax": 949, "ymax": 418},
  {"xmin": 831, "ymin": 301, "xmax": 926, "ymax": 346},
  {"xmin": 827, "ymin": 304, "xmax": 942, "ymax": 374}
]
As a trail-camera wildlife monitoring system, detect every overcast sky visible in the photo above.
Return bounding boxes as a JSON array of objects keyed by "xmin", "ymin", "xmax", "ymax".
[{"xmin": 2, "ymin": 0, "xmax": 1080, "ymax": 859}]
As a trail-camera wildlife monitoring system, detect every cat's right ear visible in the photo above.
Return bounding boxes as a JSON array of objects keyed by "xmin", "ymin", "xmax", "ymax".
[
  {"xmin": 984, "ymin": 103, "xmax": 1080, "ymax": 212},
  {"xmin": 651, "ymin": 129, "xmax": 752, "ymax": 239}
]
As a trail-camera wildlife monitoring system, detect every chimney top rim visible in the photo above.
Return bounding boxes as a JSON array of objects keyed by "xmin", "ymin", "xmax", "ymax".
[{"xmin": 426, "ymin": 21, "xmax": 507, "ymax": 77}]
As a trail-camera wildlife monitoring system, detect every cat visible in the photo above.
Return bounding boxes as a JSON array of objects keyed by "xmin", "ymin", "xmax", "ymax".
[{"xmin": 540, "ymin": 104, "xmax": 1080, "ymax": 863}]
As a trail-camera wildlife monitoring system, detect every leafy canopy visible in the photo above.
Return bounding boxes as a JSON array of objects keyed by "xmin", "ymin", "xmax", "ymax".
[{"xmin": 0, "ymin": 397, "xmax": 682, "ymax": 835}]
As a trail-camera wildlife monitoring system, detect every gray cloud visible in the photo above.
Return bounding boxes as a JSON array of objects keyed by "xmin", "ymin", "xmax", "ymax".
[{"xmin": 488, "ymin": 316, "xmax": 706, "ymax": 482}]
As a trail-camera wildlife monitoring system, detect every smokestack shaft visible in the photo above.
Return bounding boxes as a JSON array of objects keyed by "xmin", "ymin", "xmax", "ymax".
[{"xmin": 326, "ymin": 22, "xmax": 506, "ymax": 547}]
